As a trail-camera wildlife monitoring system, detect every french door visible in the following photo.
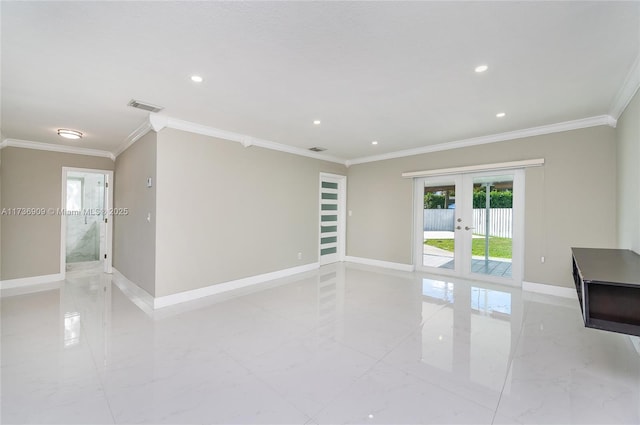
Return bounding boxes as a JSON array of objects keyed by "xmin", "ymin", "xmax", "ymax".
[{"xmin": 414, "ymin": 170, "xmax": 523, "ymax": 285}]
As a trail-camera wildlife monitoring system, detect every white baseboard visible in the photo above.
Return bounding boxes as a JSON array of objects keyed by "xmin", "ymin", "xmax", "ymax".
[
  {"xmin": 153, "ymin": 262, "xmax": 320, "ymax": 309},
  {"xmin": 153, "ymin": 262, "xmax": 319, "ymax": 309},
  {"xmin": 111, "ymin": 268, "xmax": 155, "ymax": 314},
  {"xmin": 0, "ymin": 273, "xmax": 65, "ymax": 290},
  {"xmin": 344, "ymin": 256, "xmax": 415, "ymax": 272},
  {"xmin": 522, "ymin": 281, "xmax": 576, "ymax": 299},
  {"xmin": 111, "ymin": 262, "xmax": 319, "ymax": 310}
]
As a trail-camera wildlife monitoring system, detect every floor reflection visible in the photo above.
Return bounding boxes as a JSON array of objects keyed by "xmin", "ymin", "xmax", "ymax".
[
  {"xmin": 2, "ymin": 262, "xmax": 638, "ymax": 424},
  {"xmin": 316, "ymin": 266, "xmax": 344, "ymax": 341},
  {"xmin": 415, "ymin": 277, "xmax": 522, "ymax": 395},
  {"xmin": 63, "ymin": 312, "xmax": 81, "ymax": 347}
]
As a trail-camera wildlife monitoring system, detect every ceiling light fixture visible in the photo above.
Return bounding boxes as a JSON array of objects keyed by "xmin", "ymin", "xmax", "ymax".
[
  {"xmin": 496, "ymin": 112, "xmax": 506, "ymax": 118},
  {"xmin": 57, "ymin": 129, "xmax": 83, "ymax": 140},
  {"xmin": 313, "ymin": 120, "xmax": 321, "ymax": 125},
  {"xmin": 475, "ymin": 65, "xmax": 489, "ymax": 73},
  {"xmin": 371, "ymin": 140, "xmax": 378, "ymax": 145},
  {"xmin": 190, "ymin": 75, "xmax": 203, "ymax": 83}
]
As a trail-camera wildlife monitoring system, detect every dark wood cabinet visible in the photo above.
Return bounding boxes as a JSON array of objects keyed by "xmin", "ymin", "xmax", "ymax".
[{"xmin": 572, "ymin": 248, "xmax": 640, "ymax": 337}]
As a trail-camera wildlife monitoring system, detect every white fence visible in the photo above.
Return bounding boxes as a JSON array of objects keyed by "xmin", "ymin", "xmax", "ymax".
[
  {"xmin": 472, "ymin": 208, "xmax": 512, "ymax": 238},
  {"xmin": 424, "ymin": 208, "xmax": 512, "ymax": 238},
  {"xmin": 423, "ymin": 209, "xmax": 455, "ymax": 231}
]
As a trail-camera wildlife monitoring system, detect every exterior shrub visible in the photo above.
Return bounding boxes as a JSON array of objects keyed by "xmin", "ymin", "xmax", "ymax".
[
  {"xmin": 473, "ymin": 190, "xmax": 512, "ymax": 208},
  {"xmin": 424, "ymin": 190, "xmax": 513, "ymax": 209}
]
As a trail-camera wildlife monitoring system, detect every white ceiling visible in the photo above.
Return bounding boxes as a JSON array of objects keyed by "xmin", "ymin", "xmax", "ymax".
[{"xmin": 2, "ymin": 1, "xmax": 639, "ymax": 161}]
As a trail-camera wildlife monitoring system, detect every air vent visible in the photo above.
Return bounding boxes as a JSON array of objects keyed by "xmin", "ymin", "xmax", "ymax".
[
  {"xmin": 309, "ymin": 147, "xmax": 327, "ymax": 152},
  {"xmin": 127, "ymin": 99, "xmax": 164, "ymax": 113}
]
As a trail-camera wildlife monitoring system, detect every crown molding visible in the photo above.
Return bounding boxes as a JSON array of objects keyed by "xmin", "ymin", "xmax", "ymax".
[
  {"xmin": 114, "ymin": 119, "xmax": 153, "ymax": 158},
  {"xmin": 149, "ymin": 114, "xmax": 348, "ymax": 165},
  {"xmin": 345, "ymin": 115, "xmax": 616, "ymax": 167},
  {"xmin": 610, "ymin": 53, "xmax": 640, "ymax": 119},
  {"xmin": 149, "ymin": 114, "xmax": 168, "ymax": 132},
  {"xmin": 0, "ymin": 138, "xmax": 115, "ymax": 161},
  {"xmin": 117, "ymin": 111, "xmax": 618, "ymax": 168}
]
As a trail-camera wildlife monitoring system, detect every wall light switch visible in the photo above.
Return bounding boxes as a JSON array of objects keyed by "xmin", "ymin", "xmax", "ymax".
[
  {"xmin": 348, "ymin": 210, "xmax": 352, "ymax": 217},
  {"xmin": 147, "ymin": 177, "xmax": 153, "ymax": 188},
  {"xmin": 147, "ymin": 213, "xmax": 151, "ymax": 223}
]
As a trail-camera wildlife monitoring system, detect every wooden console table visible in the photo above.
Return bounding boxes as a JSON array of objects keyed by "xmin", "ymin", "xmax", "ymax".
[{"xmin": 572, "ymin": 248, "xmax": 640, "ymax": 337}]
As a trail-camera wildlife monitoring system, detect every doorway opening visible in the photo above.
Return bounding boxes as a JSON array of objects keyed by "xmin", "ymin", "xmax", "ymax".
[{"xmin": 61, "ymin": 168, "xmax": 113, "ymax": 275}]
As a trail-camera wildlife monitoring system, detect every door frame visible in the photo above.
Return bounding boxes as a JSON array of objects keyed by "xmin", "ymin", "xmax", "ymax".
[
  {"xmin": 60, "ymin": 167, "xmax": 114, "ymax": 277},
  {"xmin": 414, "ymin": 169, "xmax": 524, "ymax": 286},
  {"xmin": 319, "ymin": 172, "xmax": 347, "ymax": 265}
]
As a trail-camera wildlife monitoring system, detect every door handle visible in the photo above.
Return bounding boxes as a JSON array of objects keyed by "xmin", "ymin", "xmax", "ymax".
[{"xmin": 465, "ymin": 226, "xmax": 475, "ymax": 231}]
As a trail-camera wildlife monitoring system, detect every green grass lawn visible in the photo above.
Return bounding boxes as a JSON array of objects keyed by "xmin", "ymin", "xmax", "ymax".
[{"xmin": 425, "ymin": 236, "xmax": 512, "ymax": 259}]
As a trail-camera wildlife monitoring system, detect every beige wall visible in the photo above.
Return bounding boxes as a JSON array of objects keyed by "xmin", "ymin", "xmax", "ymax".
[
  {"xmin": 617, "ymin": 89, "xmax": 640, "ymax": 254},
  {"xmin": 0, "ymin": 148, "xmax": 3, "ymax": 278},
  {"xmin": 0, "ymin": 147, "xmax": 113, "ymax": 280},
  {"xmin": 113, "ymin": 132, "xmax": 157, "ymax": 296},
  {"xmin": 155, "ymin": 128, "xmax": 347, "ymax": 297},
  {"xmin": 346, "ymin": 125, "xmax": 618, "ymax": 288},
  {"xmin": 0, "ymin": 119, "xmax": 622, "ymax": 293}
]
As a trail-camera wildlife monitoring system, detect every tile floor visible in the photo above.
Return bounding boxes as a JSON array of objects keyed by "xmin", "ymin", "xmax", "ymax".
[{"xmin": 2, "ymin": 263, "xmax": 639, "ymax": 424}]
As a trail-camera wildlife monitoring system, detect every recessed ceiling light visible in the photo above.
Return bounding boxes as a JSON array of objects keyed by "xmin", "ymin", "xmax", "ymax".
[
  {"xmin": 371, "ymin": 140, "xmax": 378, "ymax": 145},
  {"xmin": 190, "ymin": 75, "xmax": 203, "ymax": 83},
  {"xmin": 313, "ymin": 120, "xmax": 321, "ymax": 125},
  {"xmin": 475, "ymin": 65, "xmax": 489, "ymax": 73},
  {"xmin": 57, "ymin": 129, "xmax": 83, "ymax": 140},
  {"xmin": 496, "ymin": 112, "xmax": 506, "ymax": 118}
]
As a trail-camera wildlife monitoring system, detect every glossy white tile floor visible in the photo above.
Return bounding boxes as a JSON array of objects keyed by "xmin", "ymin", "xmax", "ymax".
[{"xmin": 2, "ymin": 263, "xmax": 640, "ymax": 424}]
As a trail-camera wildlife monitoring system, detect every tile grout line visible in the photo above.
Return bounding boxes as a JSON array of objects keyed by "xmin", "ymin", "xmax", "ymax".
[
  {"xmin": 310, "ymin": 304, "xmax": 448, "ymax": 421},
  {"xmin": 215, "ymin": 335, "xmax": 317, "ymax": 424},
  {"xmin": 67, "ymin": 273, "xmax": 120, "ymax": 424},
  {"xmin": 490, "ymin": 298, "xmax": 531, "ymax": 425}
]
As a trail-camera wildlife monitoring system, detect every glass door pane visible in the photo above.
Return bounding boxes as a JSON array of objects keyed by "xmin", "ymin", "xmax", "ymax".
[
  {"xmin": 422, "ymin": 179, "xmax": 458, "ymax": 271},
  {"xmin": 468, "ymin": 174, "xmax": 514, "ymax": 279}
]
